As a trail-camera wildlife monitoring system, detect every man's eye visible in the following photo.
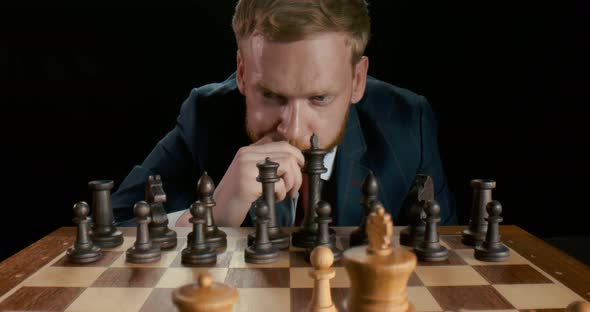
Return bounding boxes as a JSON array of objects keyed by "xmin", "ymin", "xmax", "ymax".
[
  {"xmin": 313, "ymin": 96, "xmax": 327, "ymax": 102},
  {"xmin": 263, "ymin": 92, "xmax": 275, "ymax": 99}
]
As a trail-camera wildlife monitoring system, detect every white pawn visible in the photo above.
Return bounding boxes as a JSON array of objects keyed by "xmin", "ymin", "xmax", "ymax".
[{"xmin": 308, "ymin": 246, "xmax": 337, "ymax": 312}]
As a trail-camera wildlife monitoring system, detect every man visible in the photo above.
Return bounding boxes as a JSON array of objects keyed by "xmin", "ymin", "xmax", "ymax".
[{"xmin": 112, "ymin": 0, "xmax": 457, "ymax": 227}]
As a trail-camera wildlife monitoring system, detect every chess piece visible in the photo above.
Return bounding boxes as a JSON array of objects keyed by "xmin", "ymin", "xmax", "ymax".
[
  {"xmin": 172, "ymin": 271, "xmax": 239, "ymax": 312},
  {"xmin": 88, "ymin": 180, "xmax": 123, "ymax": 248},
  {"xmin": 182, "ymin": 200, "xmax": 217, "ymax": 265},
  {"xmin": 307, "ymin": 246, "xmax": 337, "ymax": 312},
  {"xmin": 474, "ymin": 200, "xmax": 510, "ymax": 262},
  {"xmin": 413, "ymin": 200, "xmax": 449, "ymax": 262},
  {"xmin": 399, "ymin": 174, "xmax": 434, "ymax": 247},
  {"xmin": 126, "ymin": 201, "xmax": 161, "ymax": 263},
  {"xmin": 349, "ymin": 171, "xmax": 379, "ymax": 247},
  {"xmin": 247, "ymin": 157, "xmax": 290, "ymax": 250},
  {"xmin": 343, "ymin": 204, "xmax": 417, "ymax": 312},
  {"xmin": 245, "ymin": 199, "xmax": 280, "ymax": 264},
  {"xmin": 305, "ymin": 201, "xmax": 342, "ymax": 262},
  {"xmin": 462, "ymin": 179, "xmax": 496, "ymax": 246},
  {"xmin": 146, "ymin": 175, "xmax": 177, "ymax": 250},
  {"xmin": 66, "ymin": 201, "xmax": 102, "ymax": 263},
  {"xmin": 293, "ymin": 134, "xmax": 336, "ymax": 248},
  {"xmin": 198, "ymin": 172, "xmax": 227, "ymax": 250},
  {"xmin": 566, "ymin": 301, "xmax": 590, "ymax": 312}
]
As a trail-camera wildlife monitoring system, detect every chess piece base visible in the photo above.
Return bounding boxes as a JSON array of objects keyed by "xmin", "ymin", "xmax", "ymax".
[
  {"xmin": 244, "ymin": 245, "xmax": 280, "ymax": 264},
  {"xmin": 474, "ymin": 243, "xmax": 510, "ymax": 262},
  {"xmin": 291, "ymin": 228, "xmax": 336, "ymax": 249},
  {"xmin": 91, "ymin": 229, "xmax": 124, "ymax": 248},
  {"xmin": 126, "ymin": 244, "xmax": 161, "ymax": 263},
  {"xmin": 181, "ymin": 247, "xmax": 217, "ymax": 265},
  {"xmin": 188, "ymin": 232, "xmax": 228, "ymax": 252},
  {"xmin": 247, "ymin": 230, "xmax": 290, "ymax": 250},
  {"xmin": 150, "ymin": 228, "xmax": 178, "ymax": 250},
  {"xmin": 461, "ymin": 227, "xmax": 486, "ymax": 246},
  {"xmin": 66, "ymin": 246, "xmax": 102, "ymax": 264},
  {"xmin": 414, "ymin": 244, "xmax": 449, "ymax": 262}
]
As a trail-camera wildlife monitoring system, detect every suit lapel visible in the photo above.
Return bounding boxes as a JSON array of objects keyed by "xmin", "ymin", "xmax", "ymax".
[{"xmin": 333, "ymin": 105, "xmax": 371, "ymax": 226}]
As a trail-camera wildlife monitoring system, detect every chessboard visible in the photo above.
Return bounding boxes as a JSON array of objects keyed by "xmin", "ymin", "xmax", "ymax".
[{"xmin": 0, "ymin": 226, "xmax": 588, "ymax": 312}]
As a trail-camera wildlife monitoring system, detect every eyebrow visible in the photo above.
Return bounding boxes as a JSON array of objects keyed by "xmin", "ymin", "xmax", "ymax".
[{"xmin": 256, "ymin": 82, "xmax": 335, "ymax": 97}]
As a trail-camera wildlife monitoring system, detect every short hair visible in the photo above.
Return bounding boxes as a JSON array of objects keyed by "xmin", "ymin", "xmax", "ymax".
[{"xmin": 232, "ymin": 0, "xmax": 371, "ymax": 65}]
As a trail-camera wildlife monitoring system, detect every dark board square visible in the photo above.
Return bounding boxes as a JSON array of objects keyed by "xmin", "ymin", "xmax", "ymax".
[
  {"xmin": 140, "ymin": 288, "xmax": 176, "ymax": 312},
  {"xmin": 91, "ymin": 268, "xmax": 166, "ymax": 288},
  {"xmin": 473, "ymin": 265, "xmax": 553, "ymax": 284},
  {"xmin": 52, "ymin": 251, "xmax": 123, "ymax": 267},
  {"xmin": 440, "ymin": 235, "xmax": 471, "ymax": 249},
  {"xmin": 0, "ymin": 287, "xmax": 85, "ymax": 311},
  {"xmin": 408, "ymin": 272, "xmax": 424, "ymax": 286},
  {"xmin": 291, "ymin": 288, "xmax": 349, "ymax": 311},
  {"xmin": 225, "ymin": 268, "xmax": 290, "ymax": 288},
  {"xmin": 428, "ymin": 285, "xmax": 514, "ymax": 310},
  {"xmin": 417, "ymin": 250, "xmax": 467, "ymax": 266}
]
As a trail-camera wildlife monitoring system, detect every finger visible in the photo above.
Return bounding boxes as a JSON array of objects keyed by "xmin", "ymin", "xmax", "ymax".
[
  {"xmin": 287, "ymin": 158, "xmax": 303, "ymax": 198},
  {"xmin": 248, "ymin": 141, "xmax": 305, "ymax": 167},
  {"xmin": 273, "ymin": 178, "xmax": 287, "ymax": 202},
  {"xmin": 251, "ymin": 135, "xmax": 273, "ymax": 146}
]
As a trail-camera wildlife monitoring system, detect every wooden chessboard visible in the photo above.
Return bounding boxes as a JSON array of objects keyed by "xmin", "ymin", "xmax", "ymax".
[{"xmin": 0, "ymin": 226, "xmax": 589, "ymax": 311}]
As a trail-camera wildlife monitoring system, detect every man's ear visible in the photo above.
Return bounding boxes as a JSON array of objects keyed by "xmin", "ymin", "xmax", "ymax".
[
  {"xmin": 236, "ymin": 50, "xmax": 246, "ymax": 95},
  {"xmin": 351, "ymin": 56, "xmax": 369, "ymax": 104}
]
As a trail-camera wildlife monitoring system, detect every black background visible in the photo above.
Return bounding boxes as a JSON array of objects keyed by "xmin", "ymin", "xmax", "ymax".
[{"xmin": 1, "ymin": 1, "xmax": 588, "ymax": 262}]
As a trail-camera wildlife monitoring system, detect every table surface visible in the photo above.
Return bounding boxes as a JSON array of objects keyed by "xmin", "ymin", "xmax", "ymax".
[{"xmin": 1, "ymin": 225, "xmax": 589, "ymax": 311}]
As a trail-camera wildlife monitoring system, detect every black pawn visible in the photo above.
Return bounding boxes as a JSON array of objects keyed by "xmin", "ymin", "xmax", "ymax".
[
  {"xmin": 126, "ymin": 201, "xmax": 161, "ymax": 263},
  {"xmin": 198, "ymin": 172, "xmax": 227, "ymax": 250},
  {"xmin": 182, "ymin": 201, "xmax": 217, "ymax": 265},
  {"xmin": 67, "ymin": 201, "xmax": 102, "ymax": 263},
  {"xmin": 245, "ymin": 199, "xmax": 280, "ymax": 264},
  {"xmin": 414, "ymin": 200, "xmax": 449, "ymax": 262},
  {"xmin": 474, "ymin": 200, "xmax": 510, "ymax": 262},
  {"xmin": 88, "ymin": 180, "xmax": 123, "ymax": 248},
  {"xmin": 146, "ymin": 175, "xmax": 177, "ymax": 250},
  {"xmin": 306, "ymin": 201, "xmax": 342, "ymax": 262},
  {"xmin": 349, "ymin": 171, "xmax": 379, "ymax": 247}
]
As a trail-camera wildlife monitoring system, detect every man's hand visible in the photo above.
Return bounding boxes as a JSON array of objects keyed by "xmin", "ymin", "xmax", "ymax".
[{"xmin": 176, "ymin": 137, "xmax": 304, "ymax": 227}]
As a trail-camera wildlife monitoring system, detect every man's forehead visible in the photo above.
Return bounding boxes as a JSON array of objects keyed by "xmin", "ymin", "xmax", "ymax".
[{"xmin": 242, "ymin": 33, "xmax": 352, "ymax": 94}]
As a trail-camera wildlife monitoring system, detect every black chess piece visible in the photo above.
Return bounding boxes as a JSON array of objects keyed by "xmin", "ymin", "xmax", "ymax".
[
  {"xmin": 245, "ymin": 199, "xmax": 280, "ymax": 264},
  {"xmin": 67, "ymin": 201, "xmax": 102, "ymax": 263},
  {"xmin": 305, "ymin": 201, "xmax": 342, "ymax": 262},
  {"xmin": 462, "ymin": 179, "xmax": 496, "ymax": 246},
  {"xmin": 292, "ymin": 134, "xmax": 336, "ymax": 248},
  {"xmin": 414, "ymin": 200, "xmax": 449, "ymax": 262},
  {"xmin": 182, "ymin": 200, "xmax": 217, "ymax": 265},
  {"xmin": 247, "ymin": 157, "xmax": 290, "ymax": 250},
  {"xmin": 126, "ymin": 201, "xmax": 161, "ymax": 263},
  {"xmin": 474, "ymin": 200, "xmax": 510, "ymax": 262},
  {"xmin": 146, "ymin": 175, "xmax": 177, "ymax": 250},
  {"xmin": 88, "ymin": 180, "xmax": 123, "ymax": 248},
  {"xmin": 197, "ymin": 172, "xmax": 227, "ymax": 250},
  {"xmin": 399, "ymin": 175, "xmax": 434, "ymax": 247},
  {"xmin": 349, "ymin": 171, "xmax": 379, "ymax": 247}
]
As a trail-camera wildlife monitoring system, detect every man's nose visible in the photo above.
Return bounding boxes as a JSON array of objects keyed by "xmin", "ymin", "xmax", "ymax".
[{"xmin": 277, "ymin": 100, "xmax": 304, "ymax": 141}]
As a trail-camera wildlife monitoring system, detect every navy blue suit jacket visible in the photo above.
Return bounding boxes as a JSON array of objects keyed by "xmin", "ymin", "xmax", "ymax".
[{"xmin": 112, "ymin": 72, "xmax": 457, "ymax": 226}]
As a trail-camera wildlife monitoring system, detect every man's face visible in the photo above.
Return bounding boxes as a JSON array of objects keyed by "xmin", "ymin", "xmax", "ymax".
[{"xmin": 236, "ymin": 32, "xmax": 368, "ymax": 150}]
